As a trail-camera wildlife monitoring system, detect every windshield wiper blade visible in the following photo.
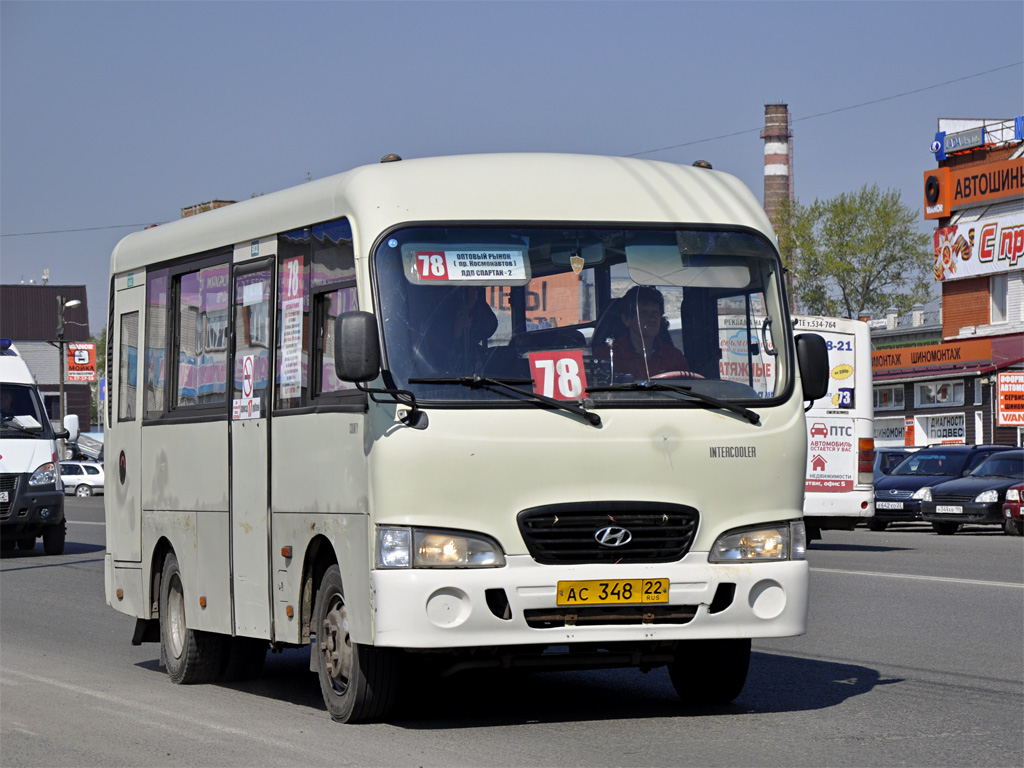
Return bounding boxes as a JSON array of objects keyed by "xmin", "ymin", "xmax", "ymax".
[
  {"xmin": 409, "ymin": 375, "xmax": 601, "ymax": 427},
  {"xmin": 587, "ymin": 381, "xmax": 760, "ymax": 425}
]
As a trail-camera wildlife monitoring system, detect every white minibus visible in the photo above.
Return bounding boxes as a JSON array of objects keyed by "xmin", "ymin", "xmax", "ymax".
[
  {"xmin": 104, "ymin": 153, "xmax": 828, "ymax": 722},
  {"xmin": 1, "ymin": 339, "xmax": 79, "ymax": 553}
]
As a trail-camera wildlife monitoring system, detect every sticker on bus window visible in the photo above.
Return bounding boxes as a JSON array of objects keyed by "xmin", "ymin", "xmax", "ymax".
[
  {"xmin": 528, "ymin": 350, "xmax": 588, "ymax": 401},
  {"xmin": 402, "ymin": 245, "xmax": 531, "ymax": 285}
]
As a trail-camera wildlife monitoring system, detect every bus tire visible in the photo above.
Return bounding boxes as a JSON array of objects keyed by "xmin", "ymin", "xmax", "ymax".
[
  {"xmin": 931, "ymin": 521, "xmax": 960, "ymax": 536},
  {"xmin": 669, "ymin": 638, "xmax": 751, "ymax": 706},
  {"xmin": 313, "ymin": 564, "xmax": 397, "ymax": 723},
  {"xmin": 221, "ymin": 636, "xmax": 268, "ymax": 682},
  {"xmin": 159, "ymin": 551, "xmax": 225, "ymax": 684},
  {"xmin": 43, "ymin": 522, "xmax": 65, "ymax": 555},
  {"xmin": 866, "ymin": 519, "xmax": 888, "ymax": 532}
]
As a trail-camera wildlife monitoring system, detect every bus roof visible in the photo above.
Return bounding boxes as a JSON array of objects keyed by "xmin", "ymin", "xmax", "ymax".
[{"xmin": 110, "ymin": 153, "xmax": 777, "ymax": 274}]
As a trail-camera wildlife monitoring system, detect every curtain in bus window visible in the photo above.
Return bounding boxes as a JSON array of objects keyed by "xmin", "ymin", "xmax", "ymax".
[
  {"xmin": 176, "ymin": 265, "xmax": 229, "ymax": 408},
  {"xmin": 118, "ymin": 312, "xmax": 139, "ymax": 422},
  {"xmin": 145, "ymin": 269, "xmax": 168, "ymax": 417}
]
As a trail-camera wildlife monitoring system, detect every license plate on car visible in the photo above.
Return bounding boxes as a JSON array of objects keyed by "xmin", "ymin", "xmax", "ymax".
[
  {"xmin": 0, "ymin": 491, "xmax": 7, "ymax": 503},
  {"xmin": 876, "ymin": 501, "xmax": 904, "ymax": 510},
  {"xmin": 556, "ymin": 578, "xmax": 669, "ymax": 606},
  {"xmin": 936, "ymin": 505, "xmax": 963, "ymax": 514}
]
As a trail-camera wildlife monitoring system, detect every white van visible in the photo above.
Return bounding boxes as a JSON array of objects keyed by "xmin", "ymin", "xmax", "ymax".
[{"xmin": 1, "ymin": 339, "xmax": 79, "ymax": 554}]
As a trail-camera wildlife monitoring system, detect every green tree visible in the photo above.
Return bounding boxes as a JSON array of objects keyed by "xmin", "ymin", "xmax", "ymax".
[{"xmin": 774, "ymin": 184, "xmax": 932, "ymax": 318}]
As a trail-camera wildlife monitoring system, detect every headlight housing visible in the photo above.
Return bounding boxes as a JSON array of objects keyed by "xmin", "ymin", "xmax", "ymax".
[
  {"xmin": 29, "ymin": 462, "xmax": 58, "ymax": 487},
  {"xmin": 1006, "ymin": 488, "xmax": 1021, "ymax": 502},
  {"xmin": 376, "ymin": 526, "xmax": 506, "ymax": 568},
  {"xmin": 912, "ymin": 487, "xmax": 932, "ymax": 502},
  {"xmin": 974, "ymin": 490, "xmax": 999, "ymax": 504},
  {"xmin": 709, "ymin": 521, "xmax": 805, "ymax": 563}
]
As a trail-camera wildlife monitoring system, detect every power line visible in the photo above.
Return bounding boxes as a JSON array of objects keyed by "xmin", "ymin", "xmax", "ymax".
[
  {"xmin": 1, "ymin": 222, "xmax": 164, "ymax": 237},
  {"xmin": 626, "ymin": 61, "xmax": 1023, "ymax": 157}
]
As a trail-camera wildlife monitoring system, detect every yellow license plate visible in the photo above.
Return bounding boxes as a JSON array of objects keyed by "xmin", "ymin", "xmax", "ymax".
[{"xmin": 556, "ymin": 578, "xmax": 669, "ymax": 606}]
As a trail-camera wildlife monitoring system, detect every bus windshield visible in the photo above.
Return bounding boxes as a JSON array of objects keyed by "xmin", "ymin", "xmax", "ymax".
[{"xmin": 374, "ymin": 225, "xmax": 791, "ymax": 405}]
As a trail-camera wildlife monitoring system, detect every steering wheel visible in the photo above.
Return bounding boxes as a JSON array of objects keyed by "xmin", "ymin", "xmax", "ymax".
[{"xmin": 651, "ymin": 370, "xmax": 704, "ymax": 380}]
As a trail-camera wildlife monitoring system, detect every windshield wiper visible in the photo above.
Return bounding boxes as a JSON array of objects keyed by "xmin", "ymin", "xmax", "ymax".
[
  {"xmin": 409, "ymin": 375, "xmax": 601, "ymax": 427},
  {"xmin": 587, "ymin": 381, "xmax": 760, "ymax": 425}
]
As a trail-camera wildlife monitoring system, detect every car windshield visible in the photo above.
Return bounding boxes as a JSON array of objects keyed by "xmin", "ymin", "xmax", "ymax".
[
  {"xmin": 374, "ymin": 225, "xmax": 791, "ymax": 407},
  {"xmin": 891, "ymin": 452, "xmax": 967, "ymax": 477},
  {"xmin": 969, "ymin": 453, "xmax": 1023, "ymax": 479},
  {"xmin": 0, "ymin": 383, "xmax": 49, "ymax": 436}
]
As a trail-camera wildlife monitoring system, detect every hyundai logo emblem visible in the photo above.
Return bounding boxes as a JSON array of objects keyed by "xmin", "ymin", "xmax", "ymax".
[{"xmin": 595, "ymin": 526, "xmax": 632, "ymax": 547}]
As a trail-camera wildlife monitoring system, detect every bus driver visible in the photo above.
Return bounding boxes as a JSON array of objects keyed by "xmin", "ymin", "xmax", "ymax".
[{"xmin": 593, "ymin": 285, "xmax": 688, "ymax": 380}]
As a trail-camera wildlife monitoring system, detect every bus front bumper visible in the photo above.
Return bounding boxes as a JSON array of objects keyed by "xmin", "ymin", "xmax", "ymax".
[{"xmin": 369, "ymin": 553, "xmax": 809, "ymax": 649}]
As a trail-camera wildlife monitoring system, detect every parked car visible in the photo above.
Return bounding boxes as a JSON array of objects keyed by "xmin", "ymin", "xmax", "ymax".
[
  {"xmin": 873, "ymin": 448, "xmax": 916, "ymax": 483},
  {"xmin": 919, "ymin": 450, "xmax": 1023, "ymax": 535},
  {"xmin": 1002, "ymin": 482, "xmax": 1023, "ymax": 536},
  {"xmin": 870, "ymin": 445, "xmax": 1015, "ymax": 531},
  {"xmin": 60, "ymin": 461, "xmax": 104, "ymax": 497}
]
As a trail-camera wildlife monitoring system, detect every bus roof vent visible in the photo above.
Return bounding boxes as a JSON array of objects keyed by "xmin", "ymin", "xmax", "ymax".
[{"xmin": 380, "ymin": 154, "xmax": 402, "ymax": 163}]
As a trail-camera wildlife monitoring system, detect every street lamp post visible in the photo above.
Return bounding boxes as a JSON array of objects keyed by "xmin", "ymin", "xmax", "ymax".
[{"xmin": 56, "ymin": 295, "xmax": 82, "ymax": 459}]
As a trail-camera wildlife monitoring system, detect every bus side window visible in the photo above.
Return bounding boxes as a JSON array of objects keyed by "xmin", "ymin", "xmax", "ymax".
[
  {"xmin": 316, "ymin": 285, "xmax": 359, "ymax": 397},
  {"xmin": 118, "ymin": 311, "xmax": 139, "ymax": 422}
]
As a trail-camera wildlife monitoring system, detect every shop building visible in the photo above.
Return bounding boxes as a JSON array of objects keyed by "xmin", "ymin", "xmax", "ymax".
[{"xmin": 872, "ymin": 116, "xmax": 1024, "ymax": 448}]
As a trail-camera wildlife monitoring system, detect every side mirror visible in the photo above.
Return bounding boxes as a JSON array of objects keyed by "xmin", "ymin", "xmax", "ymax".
[
  {"xmin": 334, "ymin": 311, "xmax": 381, "ymax": 383},
  {"xmin": 795, "ymin": 333, "xmax": 829, "ymax": 402},
  {"xmin": 63, "ymin": 413, "xmax": 80, "ymax": 443}
]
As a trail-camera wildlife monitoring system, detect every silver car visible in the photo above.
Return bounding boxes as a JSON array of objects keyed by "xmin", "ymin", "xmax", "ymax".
[{"xmin": 60, "ymin": 461, "xmax": 104, "ymax": 497}]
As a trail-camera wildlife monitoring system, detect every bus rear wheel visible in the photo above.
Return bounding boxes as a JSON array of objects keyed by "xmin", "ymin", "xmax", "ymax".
[
  {"xmin": 159, "ymin": 551, "xmax": 225, "ymax": 684},
  {"xmin": 668, "ymin": 638, "xmax": 751, "ymax": 706},
  {"xmin": 313, "ymin": 565, "xmax": 398, "ymax": 723}
]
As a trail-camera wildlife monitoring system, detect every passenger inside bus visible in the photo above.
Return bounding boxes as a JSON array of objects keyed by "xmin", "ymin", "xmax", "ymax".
[{"xmin": 591, "ymin": 285, "xmax": 689, "ymax": 380}]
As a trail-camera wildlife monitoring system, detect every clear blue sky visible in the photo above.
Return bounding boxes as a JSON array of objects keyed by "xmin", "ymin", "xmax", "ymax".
[{"xmin": 2, "ymin": 1, "xmax": 1022, "ymax": 333}]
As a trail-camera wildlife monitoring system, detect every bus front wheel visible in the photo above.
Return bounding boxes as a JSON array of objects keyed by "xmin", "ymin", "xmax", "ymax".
[
  {"xmin": 159, "ymin": 551, "xmax": 224, "ymax": 684},
  {"xmin": 313, "ymin": 565, "xmax": 398, "ymax": 723},
  {"xmin": 669, "ymin": 638, "xmax": 751, "ymax": 706}
]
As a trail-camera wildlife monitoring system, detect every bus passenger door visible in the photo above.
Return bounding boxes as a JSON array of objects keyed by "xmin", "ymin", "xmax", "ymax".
[
  {"xmin": 108, "ymin": 275, "xmax": 146, "ymax": 563},
  {"xmin": 229, "ymin": 259, "xmax": 275, "ymax": 640}
]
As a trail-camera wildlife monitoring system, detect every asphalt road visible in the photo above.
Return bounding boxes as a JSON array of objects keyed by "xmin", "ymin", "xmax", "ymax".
[{"xmin": 2, "ymin": 497, "xmax": 1021, "ymax": 767}]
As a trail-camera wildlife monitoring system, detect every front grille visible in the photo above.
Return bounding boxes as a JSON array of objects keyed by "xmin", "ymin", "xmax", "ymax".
[
  {"xmin": 517, "ymin": 502, "xmax": 699, "ymax": 564},
  {"xmin": 0, "ymin": 475, "xmax": 17, "ymax": 518},
  {"xmin": 878, "ymin": 489, "xmax": 914, "ymax": 500},
  {"xmin": 933, "ymin": 493, "xmax": 988, "ymax": 505}
]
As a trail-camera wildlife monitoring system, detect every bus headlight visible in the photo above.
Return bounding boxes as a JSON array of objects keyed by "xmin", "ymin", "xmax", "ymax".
[
  {"xmin": 28, "ymin": 462, "xmax": 58, "ymax": 487},
  {"xmin": 709, "ymin": 521, "xmax": 805, "ymax": 562},
  {"xmin": 376, "ymin": 527, "xmax": 506, "ymax": 568}
]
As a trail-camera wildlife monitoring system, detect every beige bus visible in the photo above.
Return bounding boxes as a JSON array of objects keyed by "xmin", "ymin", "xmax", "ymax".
[{"xmin": 104, "ymin": 153, "xmax": 828, "ymax": 722}]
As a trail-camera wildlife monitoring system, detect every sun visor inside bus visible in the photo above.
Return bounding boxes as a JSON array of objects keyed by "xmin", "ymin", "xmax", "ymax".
[
  {"xmin": 625, "ymin": 245, "xmax": 754, "ymax": 289},
  {"xmin": 401, "ymin": 244, "xmax": 532, "ymax": 286}
]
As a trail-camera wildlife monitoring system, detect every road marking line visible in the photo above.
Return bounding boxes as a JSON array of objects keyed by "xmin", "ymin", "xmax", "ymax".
[
  {"xmin": 813, "ymin": 567, "xmax": 1022, "ymax": 589},
  {"xmin": 67, "ymin": 521, "xmax": 104, "ymax": 525}
]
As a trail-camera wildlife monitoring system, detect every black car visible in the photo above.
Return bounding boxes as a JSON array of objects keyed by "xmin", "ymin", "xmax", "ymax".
[
  {"xmin": 870, "ymin": 445, "xmax": 1015, "ymax": 531},
  {"xmin": 920, "ymin": 450, "xmax": 1024, "ymax": 535}
]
